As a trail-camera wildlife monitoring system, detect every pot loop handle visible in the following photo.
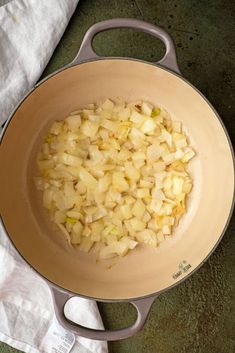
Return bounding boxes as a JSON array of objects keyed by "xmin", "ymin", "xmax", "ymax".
[
  {"xmin": 73, "ymin": 18, "xmax": 180, "ymax": 74},
  {"xmin": 50, "ymin": 286, "xmax": 157, "ymax": 341}
]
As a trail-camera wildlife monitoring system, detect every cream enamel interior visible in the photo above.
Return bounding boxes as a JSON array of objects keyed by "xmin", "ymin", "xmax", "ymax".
[{"xmin": 0, "ymin": 59, "xmax": 234, "ymax": 300}]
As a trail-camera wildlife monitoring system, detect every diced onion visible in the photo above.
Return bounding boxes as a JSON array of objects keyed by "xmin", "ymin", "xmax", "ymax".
[{"xmin": 36, "ymin": 99, "xmax": 195, "ymax": 259}]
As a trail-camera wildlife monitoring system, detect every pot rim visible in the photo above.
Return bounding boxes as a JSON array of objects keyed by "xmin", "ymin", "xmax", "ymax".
[{"xmin": 1, "ymin": 56, "xmax": 235, "ymax": 302}]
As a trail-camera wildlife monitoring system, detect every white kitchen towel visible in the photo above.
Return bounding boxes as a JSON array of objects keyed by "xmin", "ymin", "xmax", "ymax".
[
  {"xmin": 0, "ymin": 223, "xmax": 108, "ymax": 353},
  {"xmin": 0, "ymin": 0, "xmax": 77, "ymax": 125},
  {"xmin": 0, "ymin": 1, "xmax": 108, "ymax": 352}
]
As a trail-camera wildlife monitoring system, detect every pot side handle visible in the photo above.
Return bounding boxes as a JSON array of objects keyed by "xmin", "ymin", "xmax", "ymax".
[
  {"xmin": 73, "ymin": 18, "xmax": 180, "ymax": 74},
  {"xmin": 50, "ymin": 286, "xmax": 157, "ymax": 341}
]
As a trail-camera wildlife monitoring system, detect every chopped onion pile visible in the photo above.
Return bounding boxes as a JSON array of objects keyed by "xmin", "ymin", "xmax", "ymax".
[{"xmin": 35, "ymin": 98, "xmax": 195, "ymax": 259}]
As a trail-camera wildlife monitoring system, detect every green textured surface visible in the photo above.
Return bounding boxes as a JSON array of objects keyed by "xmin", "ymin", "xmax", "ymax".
[{"xmin": 1, "ymin": 0, "xmax": 235, "ymax": 352}]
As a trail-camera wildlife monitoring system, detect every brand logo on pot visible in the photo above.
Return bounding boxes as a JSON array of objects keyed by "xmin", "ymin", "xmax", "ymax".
[{"xmin": 172, "ymin": 260, "xmax": 192, "ymax": 279}]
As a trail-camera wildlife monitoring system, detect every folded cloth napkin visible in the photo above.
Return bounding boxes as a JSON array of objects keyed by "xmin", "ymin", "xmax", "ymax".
[
  {"xmin": 0, "ymin": 1, "xmax": 108, "ymax": 352},
  {"xmin": 0, "ymin": 223, "xmax": 108, "ymax": 353},
  {"xmin": 0, "ymin": 0, "xmax": 76, "ymax": 125}
]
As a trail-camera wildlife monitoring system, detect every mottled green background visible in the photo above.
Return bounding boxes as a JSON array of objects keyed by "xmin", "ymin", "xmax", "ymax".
[{"xmin": 1, "ymin": 0, "xmax": 235, "ymax": 352}]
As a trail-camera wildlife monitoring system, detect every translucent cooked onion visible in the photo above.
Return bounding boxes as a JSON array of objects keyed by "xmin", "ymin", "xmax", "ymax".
[{"xmin": 36, "ymin": 98, "xmax": 195, "ymax": 259}]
